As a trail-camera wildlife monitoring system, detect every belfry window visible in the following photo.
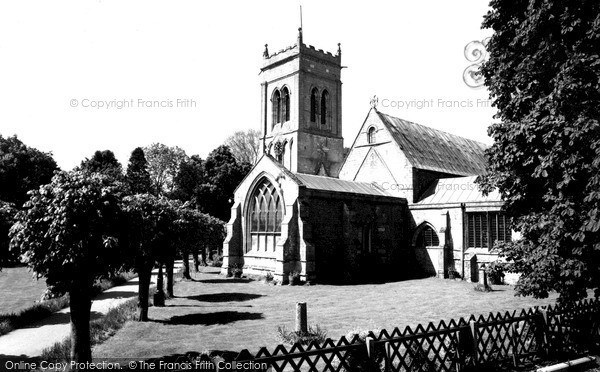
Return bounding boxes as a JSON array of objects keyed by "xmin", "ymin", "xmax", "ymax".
[
  {"xmin": 282, "ymin": 87, "xmax": 290, "ymax": 122},
  {"xmin": 320, "ymin": 90, "xmax": 329, "ymax": 126},
  {"xmin": 272, "ymin": 90, "xmax": 281, "ymax": 124},
  {"xmin": 367, "ymin": 127, "xmax": 376, "ymax": 144},
  {"xmin": 248, "ymin": 178, "xmax": 284, "ymax": 252},
  {"xmin": 310, "ymin": 88, "xmax": 318, "ymax": 122}
]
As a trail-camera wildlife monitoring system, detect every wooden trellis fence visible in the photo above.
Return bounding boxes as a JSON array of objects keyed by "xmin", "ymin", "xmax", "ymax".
[{"xmin": 227, "ymin": 299, "xmax": 600, "ymax": 372}]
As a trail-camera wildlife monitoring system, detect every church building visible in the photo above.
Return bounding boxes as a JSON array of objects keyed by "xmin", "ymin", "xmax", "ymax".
[{"xmin": 221, "ymin": 29, "xmax": 510, "ymax": 283}]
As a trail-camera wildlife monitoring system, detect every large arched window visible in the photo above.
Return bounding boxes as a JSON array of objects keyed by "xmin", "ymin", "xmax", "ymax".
[
  {"xmin": 415, "ymin": 224, "xmax": 440, "ymax": 247},
  {"xmin": 320, "ymin": 90, "xmax": 329, "ymax": 126},
  {"xmin": 248, "ymin": 178, "xmax": 284, "ymax": 252},
  {"xmin": 272, "ymin": 89, "xmax": 281, "ymax": 124},
  {"xmin": 281, "ymin": 87, "xmax": 290, "ymax": 122},
  {"xmin": 310, "ymin": 88, "xmax": 318, "ymax": 122},
  {"xmin": 367, "ymin": 127, "xmax": 376, "ymax": 144}
]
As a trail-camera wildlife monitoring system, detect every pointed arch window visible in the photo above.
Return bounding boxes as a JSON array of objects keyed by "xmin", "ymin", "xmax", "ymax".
[
  {"xmin": 272, "ymin": 89, "xmax": 281, "ymax": 124},
  {"xmin": 281, "ymin": 87, "xmax": 290, "ymax": 122},
  {"xmin": 367, "ymin": 127, "xmax": 376, "ymax": 144},
  {"xmin": 320, "ymin": 90, "xmax": 329, "ymax": 126},
  {"xmin": 248, "ymin": 178, "xmax": 284, "ymax": 252},
  {"xmin": 310, "ymin": 88, "xmax": 318, "ymax": 122},
  {"xmin": 415, "ymin": 225, "xmax": 439, "ymax": 247}
]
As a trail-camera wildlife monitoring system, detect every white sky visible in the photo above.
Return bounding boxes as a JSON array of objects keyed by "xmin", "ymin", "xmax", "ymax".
[{"xmin": 0, "ymin": 1, "xmax": 495, "ymax": 170}]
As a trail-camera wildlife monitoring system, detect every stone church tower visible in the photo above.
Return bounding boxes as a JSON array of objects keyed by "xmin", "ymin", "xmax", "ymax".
[{"xmin": 260, "ymin": 28, "xmax": 345, "ymax": 177}]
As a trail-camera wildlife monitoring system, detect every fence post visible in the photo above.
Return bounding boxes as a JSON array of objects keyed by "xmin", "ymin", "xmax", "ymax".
[
  {"xmin": 509, "ymin": 322, "xmax": 519, "ymax": 367},
  {"xmin": 365, "ymin": 336, "xmax": 376, "ymax": 372},
  {"xmin": 295, "ymin": 302, "xmax": 307, "ymax": 334},
  {"xmin": 469, "ymin": 320, "xmax": 478, "ymax": 366},
  {"xmin": 537, "ymin": 309, "xmax": 550, "ymax": 357}
]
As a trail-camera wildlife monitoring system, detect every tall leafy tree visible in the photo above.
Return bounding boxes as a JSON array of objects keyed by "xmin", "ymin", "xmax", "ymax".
[
  {"xmin": 143, "ymin": 143, "xmax": 187, "ymax": 196},
  {"xmin": 224, "ymin": 129, "xmax": 261, "ymax": 165},
  {"xmin": 478, "ymin": 0, "xmax": 600, "ymax": 303},
  {"xmin": 0, "ymin": 135, "xmax": 58, "ymax": 207},
  {"xmin": 172, "ymin": 155, "xmax": 204, "ymax": 202},
  {"xmin": 120, "ymin": 194, "xmax": 177, "ymax": 321},
  {"xmin": 0, "ymin": 201, "xmax": 17, "ymax": 268},
  {"xmin": 9, "ymin": 171, "xmax": 124, "ymax": 362},
  {"xmin": 126, "ymin": 147, "xmax": 152, "ymax": 194},
  {"xmin": 196, "ymin": 145, "xmax": 251, "ymax": 221},
  {"xmin": 79, "ymin": 150, "xmax": 123, "ymax": 180}
]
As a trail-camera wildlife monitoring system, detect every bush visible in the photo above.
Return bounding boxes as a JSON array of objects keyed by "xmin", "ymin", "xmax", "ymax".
[
  {"xmin": 276, "ymin": 324, "xmax": 328, "ymax": 346},
  {"xmin": 486, "ymin": 261, "xmax": 505, "ymax": 285},
  {"xmin": 447, "ymin": 266, "xmax": 461, "ymax": 279},
  {"xmin": 288, "ymin": 271, "xmax": 301, "ymax": 285},
  {"xmin": 210, "ymin": 253, "xmax": 223, "ymax": 267}
]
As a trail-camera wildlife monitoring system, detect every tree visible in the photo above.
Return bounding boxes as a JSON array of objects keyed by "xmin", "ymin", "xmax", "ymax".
[
  {"xmin": 0, "ymin": 135, "xmax": 58, "ymax": 207},
  {"xmin": 9, "ymin": 171, "xmax": 124, "ymax": 363},
  {"xmin": 126, "ymin": 147, "xmax": 152, "ymax": 194},
  {"xmin": 79, "ymin": 150, "xmax": 123, "ymax": 180},
  {"xmin": 478, "ymin": 0, "xmax": 600, "ymax": 304},
  {"xmin": 172, "ymin": 155, "xmax": 204, "ymax": 202},
  {"xmin": 224, "ymin": 129, "xmax": 261, "ymax": 165},
  {"xmin": 143, "ymin": 143, "xmax": 187, "ymax": 196},
  {"xmin": 120, "ymin": 193, "xmax": 177, "ymax": 320},
  {"xmin": 0, "ymin": 201, "xmax": 17, "ymax": 268},
  {"xmin": 196, "ymin": 145, "xmax": 251, "ymax": 221}
]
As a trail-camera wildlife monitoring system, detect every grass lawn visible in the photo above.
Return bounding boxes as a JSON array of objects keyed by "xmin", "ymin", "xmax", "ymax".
[
  {"xmin": 0, "ymin": 266, "xmax": 47, "ymax": 314},
  {"xmin": 93, "ymin": 267, "xmax": 559, "ymax": 360}
]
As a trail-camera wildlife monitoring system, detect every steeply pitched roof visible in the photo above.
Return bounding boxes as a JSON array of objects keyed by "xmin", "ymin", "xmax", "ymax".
[
  {"xmin": 415, "ymin": 176, "xmax": 502, "ymax": 204},
  {"xmin": 294, "ymin": 173, "xmax": 396, "ymax": 198},
  {"xmin": 377, "ymin": 111, "xmax": 488, "ymax": 176}
]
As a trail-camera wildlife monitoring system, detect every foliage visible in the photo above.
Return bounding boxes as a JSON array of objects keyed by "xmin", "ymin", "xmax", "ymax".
[
  {"xmin": 172, "ymin": 155, "xmax": 204, "ymax": 202},
  {"xmin": 223, "ymin": 129, "xmax": 261, "ymax": 165},
  {"xmin": 447, "ymin": 266, "xmax": 461, "ymax": 280},
  {"xmin": 125, "ymin": 147, "xmax": 152, "ymax": 194},
  {"xmin": 195, "ymin": 145, "xmax": 251, "ymax": 221},
  {"xmin": 9, "ymin": 171, "xmax": 125, "ymax": 362},
  {"xmin": 276, "ymin": 324, "xmax": 328, "ymax": 346},
  {"xmin": 120, "ymin": 193, "xmax": 178, "ymax": 321},
  {"xmin": 478, "ymin": 0, "xmax": 600, "ymax": 304},
  {"xmin": 0, "ymin": 135, "xmax": 58, "ymax": 207},
  {"xmin": 288, "ymin": 271, "xmax": 301, "ymax": 285},
  {"xmin": 79, "ymin": 150, "xmax": 123, "ymax": 180},
  {"xmin": 486, "ymin": 261, "xmax": 505, "ymax": 285},
  {"xmin": 0, "ymin": 201, "xmax": 18, "ymax": 267},
  {"xmin": 143, "ymin": 143, "xmax": 187, "ymax": 196},
  {"xmin": 9, "ymin": 171, "xmax": 125, "ymax": 295},
  {"xmin": 210, "ymin": 253, "xmax": 223, "ymax": 267}
]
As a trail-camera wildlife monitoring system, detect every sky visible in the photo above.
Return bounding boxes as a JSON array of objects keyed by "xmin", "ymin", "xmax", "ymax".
[{"xmin": 0, "ymin": 1, "xmax": 496, "ymax": 170}]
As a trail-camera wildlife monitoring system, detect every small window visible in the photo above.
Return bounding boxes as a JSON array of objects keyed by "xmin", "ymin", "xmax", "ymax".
[
  {"xmin": 320, "ymin": 90, "xmax": 329, "ymax": 126},
  {"xmin": 272, "ymin": 89, "xmax": 281, "ymax": 124},
  {"xmin": 282, "ymin": 87, "xmax": 290, "ymax": 122},
  {"xmin": 367, "ymin": 127, "xmax": 376, "ymax": 144},
  {"xmin": 310, "ymin": 88, "xmax": 318, "ymax": 122},
  {"xmin": 416, "ymin": 225, "xmax": 439, "ymax": 247}
]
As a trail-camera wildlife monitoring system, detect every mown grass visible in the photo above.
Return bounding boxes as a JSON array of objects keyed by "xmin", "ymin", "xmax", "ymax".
[{"xmin": 0, "ymin": 271, "xmax": 136, "ymax": 336}]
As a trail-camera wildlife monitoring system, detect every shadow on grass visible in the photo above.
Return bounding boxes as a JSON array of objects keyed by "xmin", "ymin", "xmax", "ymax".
[
  {"xmin": 183, "ymin": 293, "xmax": 263, "ymax": 302},
  {"xmin": 17, "ymin": 310, "xmax": 104, "ymax": 327},
  {"xmin": 155, "ymin": 311, "xmax": 264, "ymax": 325}
]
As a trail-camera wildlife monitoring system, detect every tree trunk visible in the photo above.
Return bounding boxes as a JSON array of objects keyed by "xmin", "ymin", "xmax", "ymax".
[
  {"xmin": 156, "ymin": 263, "xmax": 164, "ymax": 295},
  {"xmin": 182, "ymin": 250, "xmax": 191, "ymax": 280},
  {"xmin": 166, "ymin": 258, "xmax": 174, "ymax": 298},
  {"xmin": 69, "ymin": 283, "xmax": 92, "ymax": 364},
  {"xmin": 193, "ymin": 249, "xmax": 200, "ymax": 272},
  {"xmin": 137, "ymin": 264, "xmax": 152, "ymax": 321},
  {"xmin": 201, "ymin": 247, "xmax": 207, "ymax": 266}
]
